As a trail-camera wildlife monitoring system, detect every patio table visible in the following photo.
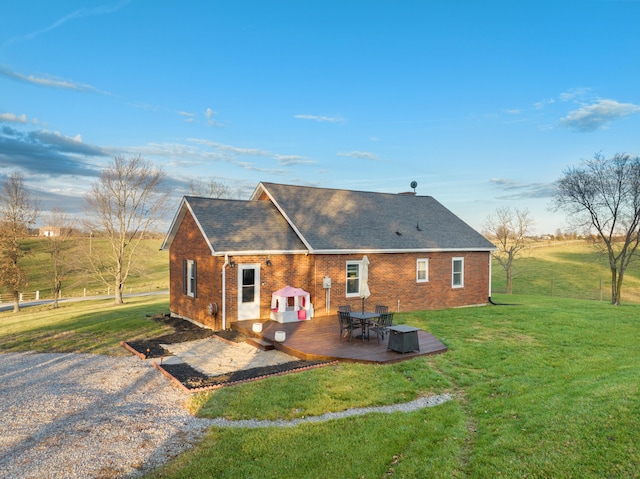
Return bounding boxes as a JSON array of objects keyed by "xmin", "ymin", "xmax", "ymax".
[{"xmin": 349, "ymin": 312, "xmax": 379, "ymax": 341}]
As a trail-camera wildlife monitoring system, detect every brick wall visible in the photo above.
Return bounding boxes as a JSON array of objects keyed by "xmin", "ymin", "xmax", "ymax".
[
  {"xmin": 169, "ymin": 210, "xmax": 491, "ymax": 329},
  {"xmin": 310, "ymin": 251, "xmax": 491, "ymax": 314},
  {"xmin": 169, "ymin": 211, "xmax": 222, "ymax": 329}
]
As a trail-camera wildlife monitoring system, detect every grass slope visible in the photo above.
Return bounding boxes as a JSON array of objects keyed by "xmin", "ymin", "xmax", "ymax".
[
  {"xmin": 491, "ymin": 240, "xmax": 640, "ymax": 303},
  {"xmin": 0, "ymin": 295, "xmax": 172, "ymax": 356},
  {"xmin": 1, "ymin": 237, "xmax": 168, "ymax": 299}
]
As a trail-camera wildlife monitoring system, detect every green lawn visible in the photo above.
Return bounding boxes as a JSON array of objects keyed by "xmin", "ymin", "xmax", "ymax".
[
  {"xmin": 0, "ymin": 294, "xmax": 172, "ymax": 356},
  {"xmin": 2, "ymin": 271, "xmax": 639, "ymax": 477},
  {"xmin": 491, "ymin": 240, "xmax": 640, "ymax": 303},
  {"xmin": 147, "ymin": 294, "xmax": 640, "ymax": 478},
  {"xmin": 2, "ymin": 236, "xmax": 169, "ymax": 299}
]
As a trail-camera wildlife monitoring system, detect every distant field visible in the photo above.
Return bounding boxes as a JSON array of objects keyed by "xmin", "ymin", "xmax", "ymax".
[
  {"xmin": 0, "ymin": 236, "xmax": 169, "ymax": 300},
  {"xmin": 491, "ymin": 240, "xmax": 640, "ymax": 303}
]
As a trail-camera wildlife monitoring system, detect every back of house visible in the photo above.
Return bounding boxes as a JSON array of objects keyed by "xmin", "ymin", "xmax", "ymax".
[{"xmin": 161, "ymin": 182, "xmax": 496, "ymax": 330}]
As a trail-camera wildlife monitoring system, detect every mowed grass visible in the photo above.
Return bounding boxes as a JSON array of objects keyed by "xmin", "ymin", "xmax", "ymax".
[
  {"xmin": 0, "ymin": 294, "xmax": 172, "ymax": 356},
  {"xmin": 2, "ymin": 239, "xmax": 640, "ymax": 477},
  {"xmin": 2, "ymin": 236, "xmax": 169, "ymax": 299},
  {"xmin": 492, "ymin": 240, "xmax": 640, "ymax": 302},
  {"xmin": 147, "ymin": 294, "xmax": 640, "ymax": 479}
]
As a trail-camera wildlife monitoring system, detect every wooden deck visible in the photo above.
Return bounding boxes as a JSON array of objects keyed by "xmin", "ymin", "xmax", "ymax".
[{"xmin": 232, "ymin": 315, "xmax": 448, "ymax": 364}]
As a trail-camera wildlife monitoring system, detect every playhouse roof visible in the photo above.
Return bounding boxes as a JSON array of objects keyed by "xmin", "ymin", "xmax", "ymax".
[{"xmin": 272, "ymin": 285, "xmax": 309, "ymax": 297}]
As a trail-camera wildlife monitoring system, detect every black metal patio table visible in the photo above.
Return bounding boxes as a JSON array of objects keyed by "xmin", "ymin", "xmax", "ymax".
[{"xmin": 349, "ymin": 312, "xmax": 380, "ymax": 341}]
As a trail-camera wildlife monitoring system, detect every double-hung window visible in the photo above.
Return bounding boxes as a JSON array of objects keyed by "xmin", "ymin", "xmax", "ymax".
[
  {"xmin": 452, "ymin": 257, "xmax": 464, "ymax": 288},
  {"xmin": 346, "ymin": 261, "xmax": 361, "ymax": 297},
  {"xmin": 416, "ymin": 258, "xmax": 429, "ymax": 283},
  {"xmin": 184, "ymin": 259, "xmax": 197, "ymax": 297}
]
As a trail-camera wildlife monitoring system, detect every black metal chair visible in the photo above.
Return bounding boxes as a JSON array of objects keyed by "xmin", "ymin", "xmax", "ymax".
[
  {"xmin": 369, "ymin": 312, "xmax": 394, "ymax": 344},
  {"xmin": 375, "ymin": 305, "xmax": 389, "ymax": 315},
  {"xmin": 338, "ymin": 310, "xmax": 361, "ymax": 342}
]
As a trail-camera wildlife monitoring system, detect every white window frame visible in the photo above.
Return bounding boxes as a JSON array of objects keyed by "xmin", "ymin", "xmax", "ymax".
[
  {"xmin": 452, "ymin": 257, "xmax": 464, "ymax": 288},
  {"xmin": 416, "ymin": 258, "xmax": 429, "ymax": 283},
  {"xmin": 346, "ymin": 260, "xmax": 361, "ymax": 297},
  {"xmin": 186, "ymin": 259, "xmax": 196, "ymax": 297}
]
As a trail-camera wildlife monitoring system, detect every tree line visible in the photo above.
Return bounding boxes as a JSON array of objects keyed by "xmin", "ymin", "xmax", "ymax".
[
  {"xmin": 0, "ymin": 155, "xmax": 239, "ymax": 313},
  {"xmin": 484, "ymin": 152, "xmax": 640, "ymax": 306}
]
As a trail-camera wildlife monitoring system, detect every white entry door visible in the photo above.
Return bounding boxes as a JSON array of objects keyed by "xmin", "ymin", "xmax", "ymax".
[{"xmin": 237, "ymin": 264, "xmax": 260, "ymax": 320}]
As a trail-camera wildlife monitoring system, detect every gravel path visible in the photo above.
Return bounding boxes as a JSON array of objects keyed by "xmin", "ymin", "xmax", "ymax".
[
  {"xmin": 0, "ymin": 351, "xmax": 452, "ymax": 479},
  {"xmin": 0, "ymin": 352, "xmax": 211, "ymax": 479}
]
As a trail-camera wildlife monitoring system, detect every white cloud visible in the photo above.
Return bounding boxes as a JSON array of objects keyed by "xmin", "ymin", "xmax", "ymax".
[
  {"xmin": 274, "ymin": 154, "xmax": 315, "ymax": 166},
  {"xmin": 2, "ymin": 0, "xmax": 133, "ymax": 49},
  {"xmin": 204, "ymin": 108, "xmax": 222, "ymax": 126},
  {"xmin": 187, "ymin": 138, "xmax": 270, "ymax": 156},
  {"xmin": 0, "ymin": 112, "xmax": 28, "ymax": 123},
  {"xmin": 337, "ymin": 151, "xmax": 379, "ymax": 161},
  {"xmin": 178, "ymin": 111, "xmax": 195, "ymax": 123},
  {"xmin": 561, "ymin": 99, "xmax": 640, "ymax": 132},
  {"xmin": 490, "ymin": 178, "xmax": 555, "ymax": 199},
  {"xmin": 534, "ymin": 98, "xmax": 555, "ymax": 110},
  {"xmin": 0, "ymin": 65, "xmax": 108, "ymax": 94},
  {"xmin": 559, "ymin": 88, "xmax": 591, "ymax": 102},
  {"xmin": 294, "ymin": 114, "xmax": 345, "ymax": 123}
]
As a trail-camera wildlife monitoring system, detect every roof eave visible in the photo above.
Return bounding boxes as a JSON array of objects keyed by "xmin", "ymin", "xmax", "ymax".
[
  {"xmin": 309, "ymin": 247, "xmax": 497, "ymax": 254},
  {"xmin": 212, "ymin": 249, "xmax": 310, "ymax": 256},
  {"xmin": 160, "ymin": 197, "xmax": 188, "ymax": 251},
  {"xmin": 160, "ymin": 197, "xmax": 215, "ymax": 255}
]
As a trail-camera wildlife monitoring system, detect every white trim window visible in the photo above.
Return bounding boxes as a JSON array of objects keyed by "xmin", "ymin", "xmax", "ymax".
[
  {"xmin": 346, "ymin": 261, "xmax": 361, "ymax": 297},
  {"xmin": 186, "ymin": 259, "xmax": 197, "ymax": 297},
  {"xmin": 452, "ymin": 257, "xmax": 464, "ymax": 288},
  {"xmin": 416, "ymin": 258, "xmax": 429, "ymax": 283}
]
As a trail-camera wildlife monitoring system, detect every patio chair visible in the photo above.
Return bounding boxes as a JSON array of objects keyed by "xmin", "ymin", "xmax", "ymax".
[
  {"xmin": 369, "ymin": 312, "xmax": 394, "ymax": 344},
  {"xmin": 374, "ymin": 305, "xmax": 389, "ymax": 314},
  {"xmin": 338, "ymin": 310, "xmax": 361, "ymax": 342}
]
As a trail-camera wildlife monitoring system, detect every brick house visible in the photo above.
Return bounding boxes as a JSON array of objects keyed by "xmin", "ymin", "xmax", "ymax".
[{"xmin": 161, "ymin": 182, "xmax": 497, "ymax": 331}]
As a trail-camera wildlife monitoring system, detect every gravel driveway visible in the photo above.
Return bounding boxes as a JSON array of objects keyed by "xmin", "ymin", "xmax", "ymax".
[
  {"xmin": 0, "ymin": 352, "xmax": 212, "ymax": 479},
  {"xmin": 0, "ymin": 349, "xmax": 453, "ymax": 479}
]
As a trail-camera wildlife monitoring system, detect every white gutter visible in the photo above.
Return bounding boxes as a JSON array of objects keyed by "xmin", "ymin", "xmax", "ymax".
[
  {"xmin": 488, "ymin": 251, "xmax": 493, "ymax": 299},
  {"xmin": 222, "ymin": 254, "xmax": 230, "ymax": 330}
]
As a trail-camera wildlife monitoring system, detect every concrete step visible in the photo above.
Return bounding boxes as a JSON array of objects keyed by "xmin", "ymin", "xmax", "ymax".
[{"xmin": 246, "ymin": 337, "xmax": 275, "ymax": 351}]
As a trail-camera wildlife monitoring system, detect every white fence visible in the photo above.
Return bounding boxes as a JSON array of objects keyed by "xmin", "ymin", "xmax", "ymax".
[{"xmin": 0, "ymin": 291, "xmax": 40, "ymax": 303}]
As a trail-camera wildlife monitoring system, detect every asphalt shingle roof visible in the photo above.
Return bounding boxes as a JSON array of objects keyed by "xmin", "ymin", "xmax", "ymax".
[
  {"xmin": 258, "ymin": 182, "xmax": 495, "ymax": 252},
  {"xmin": 164, "ymin": 184, "xmax": 495, "ymax": 254},
  {"xmin": 184, "ymin": 196, "xmax": 307, "ymax": 253}
]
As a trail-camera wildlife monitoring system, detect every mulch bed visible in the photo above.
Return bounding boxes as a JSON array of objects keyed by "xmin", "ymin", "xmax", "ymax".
[
  {"xmin": 159, "ymin": 359, "xmax": 332, "ymax": 391},
  {"xmin": 123, "ymin": 314, "xmax": 333, "ymax": 391},
  {"xmin": 124, "ymin": 314, "xmax": 242, "ymax": 359}
]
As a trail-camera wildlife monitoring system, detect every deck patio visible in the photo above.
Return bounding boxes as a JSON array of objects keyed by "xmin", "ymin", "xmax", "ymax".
[{"xmin": 233, "ymin": 315, "xmax": 448, "ymax": 364}]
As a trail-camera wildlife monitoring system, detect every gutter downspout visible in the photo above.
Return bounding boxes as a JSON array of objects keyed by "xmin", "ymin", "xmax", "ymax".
[
  {"xmin": 488, "ymin": 251, "xmax": 493, "ymax": 299},
  {"xmin": 222, "ymin": 254, "xmax": 230, "ymax": 330}
]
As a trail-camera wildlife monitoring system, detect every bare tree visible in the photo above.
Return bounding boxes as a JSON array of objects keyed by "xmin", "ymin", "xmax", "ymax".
[
  {"xmin": 188, "ymin": 178, "xmax": 240, "ymax": 199},
  {"xmin": 43, "ymin": 208, "xmax": 76, "ymax": 308},
  {"xmin": 553, "ymin": 152, "xmax": 640, "ymax": 305},
  {"xmin": 484, "ymin": 206, "xmax": 534, "ymax": 294},
  {"xmin": 0, "ymin": 172, "xmax": 39, "ymax": 312},
  {"xmin": 84, "ymin": 156, "xmax": 169, "ymax": 304}
]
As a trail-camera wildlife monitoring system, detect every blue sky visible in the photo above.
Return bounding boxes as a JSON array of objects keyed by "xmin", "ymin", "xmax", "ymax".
[{"xmin": 1, "ymin": 0, "xmax": 639, "ymax": 234}]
